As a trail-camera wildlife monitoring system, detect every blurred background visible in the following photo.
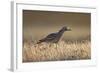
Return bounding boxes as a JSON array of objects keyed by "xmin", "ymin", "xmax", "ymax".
[{"xmin": 23, "ymin": 10, "xmax": 91, "ymax": 41}]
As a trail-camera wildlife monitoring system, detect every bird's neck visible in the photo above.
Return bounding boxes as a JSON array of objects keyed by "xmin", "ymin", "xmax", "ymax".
[{"xmin": 58, "ymin": 29, "xmax": 65, "ymax": 35}]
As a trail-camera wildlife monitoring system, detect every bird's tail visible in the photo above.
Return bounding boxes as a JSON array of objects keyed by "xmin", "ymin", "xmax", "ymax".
[
  {"xmin": 36, "ymin": 39, "xmax": 45, "ymax": 44},
  {"xmin": 37, "ymin": 41, "xmax": 42, "ymax": 44}
]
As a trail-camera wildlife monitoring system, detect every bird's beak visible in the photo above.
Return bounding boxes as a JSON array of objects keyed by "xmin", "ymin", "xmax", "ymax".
[
  {"xmin": 67, "ymin": 27, "xmax": 71, "ymax": 31},
  {"xmin": 67, "ymin": 28, "xmax": 71, "ymax": 31}
]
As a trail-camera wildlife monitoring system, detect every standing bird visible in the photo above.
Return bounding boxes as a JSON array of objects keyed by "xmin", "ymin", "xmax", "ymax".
[{"xmin": 37, "ymin": 26, "xmax": 71, "ymax": 44}]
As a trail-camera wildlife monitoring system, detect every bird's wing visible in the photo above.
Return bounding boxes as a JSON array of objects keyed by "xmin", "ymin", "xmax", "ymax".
[{"xmin": 45, "ymin": 33, "xmax": 57, "ymax": 40}]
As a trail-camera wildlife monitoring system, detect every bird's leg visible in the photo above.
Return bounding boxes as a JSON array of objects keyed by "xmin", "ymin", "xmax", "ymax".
[
  {"xmin": 56, "ymin": 43, "xmax": 57, "ymax": 49},
  {"xmin": 49, "ymin": 43, "xmax": 52, "ymax": 48}
]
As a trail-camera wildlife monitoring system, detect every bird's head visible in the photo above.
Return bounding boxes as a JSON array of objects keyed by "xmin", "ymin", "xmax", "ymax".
[{"xmin": 62, "ymin": 26, "xmax": 71, "ymax": 31}]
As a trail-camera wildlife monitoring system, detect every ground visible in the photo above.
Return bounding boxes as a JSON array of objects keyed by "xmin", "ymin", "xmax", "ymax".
[{"xmin": 23, "ymin": 39, "xmax": 91, "ymax": 62}]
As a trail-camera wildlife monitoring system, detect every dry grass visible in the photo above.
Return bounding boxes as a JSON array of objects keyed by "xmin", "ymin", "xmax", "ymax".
[{"xmin": 23, "ymin": 39, "xmax": 91, "ymax": 62}]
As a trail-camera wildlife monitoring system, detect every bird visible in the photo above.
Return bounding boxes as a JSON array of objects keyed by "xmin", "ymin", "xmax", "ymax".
[{"xmin": 37, "ymin": 26, "xmax": 71, "ymax": 44}]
